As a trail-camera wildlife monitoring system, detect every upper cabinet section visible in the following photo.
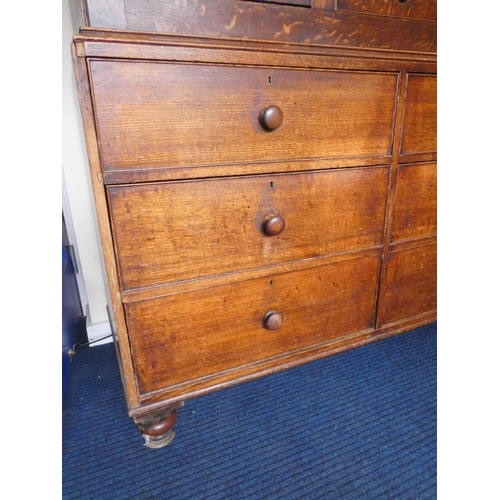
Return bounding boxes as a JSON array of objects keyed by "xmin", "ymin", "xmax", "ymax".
[
  {"xmin": 78, "ymin": 0, "xmax": 436, "ymax": 53},
  {"xmin": 401, "ymin": 74, "xmax": 437, "ymax": 154},
  {"xmin": 337, "ymin": 0, "xmax": 437, "ymax": 22},
  {"xmin": 90, "ymin": 61, "xmax": 397, "ymax": 172}
]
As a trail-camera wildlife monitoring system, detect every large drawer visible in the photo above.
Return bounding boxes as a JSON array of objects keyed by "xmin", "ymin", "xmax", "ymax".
[
  {"xmin": 125, "ymin": 254, "xmax": 380, "ymax": 394},
  {"xmin": 90, "ymin": 61, "xmax": 397, "ymax": 172},
  {"xmin": 108, "ymin": 167, "xmax": 389, "ymax": 290}
]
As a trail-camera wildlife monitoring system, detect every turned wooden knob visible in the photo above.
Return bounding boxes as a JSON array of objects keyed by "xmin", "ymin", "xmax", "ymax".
[
  {"xmin": 259, "ymin": 105, "xmax": 284, "ymax": 131},
  {"xmin": 264, "ymin": 311, "xmax": 283, "ymax": 330},
  {"xmin": 264, "ymin": 214, "xmax": 285, "ymax": 236}
]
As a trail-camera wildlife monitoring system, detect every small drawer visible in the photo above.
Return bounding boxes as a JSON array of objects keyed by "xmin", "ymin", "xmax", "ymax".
[
  {"xmin": 401, "ymin": 74, "xmax": 437, "ymax": 154},
  {"xmin": 108, "ymin": 167, "xmax": 388, "ymax": 290},
  {"xmin": 392, "ymin": 162, "xmax": 437, "ymax": 242},
  {"xmin": 378, "ymin": 243, "xmax": 436, "ymax": 326},
  {"xmin": 125, "ymin": 254, "xmax": 380, "ymax": 394},
  {"xmin": 337, "ymin": 0, "xmax": 437, "ymax": 22},
  {"xmin": 90, "ymin": 61, "xmax": 397, "ymax": 172}
]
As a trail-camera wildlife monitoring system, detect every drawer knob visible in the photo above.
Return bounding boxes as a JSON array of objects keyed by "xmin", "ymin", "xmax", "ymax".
[
  {"xmin": 264, "ymin": 311, "xmax": 283, "ymax": 330},
  {"xmin": 264, "ymin": 214, "xmax": 286, "ymax": 236},
  {"xmin": 259, "ymin": 105, "xmax": 284, "ymax": 131}
]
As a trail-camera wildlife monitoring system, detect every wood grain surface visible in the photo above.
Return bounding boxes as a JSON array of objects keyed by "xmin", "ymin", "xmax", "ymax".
[
  {"xmin": 337, "ymin": 0, "xmax": 437, "ymax": 22},
  {"xmin": 125, "ymin": 254, "xmax": 380, "ymax": 394},
  {"xmin": 378, "ymin": 243, "xmax": 437, "ymax": 326},
  {"xmin": 90, "ymin": 61, "xmax": 397, "ymax": 171},
  {"xmin": 72, "ymin": 0, "xmax": 437, "ymax": 424},
  {"xmin": 401, "ymin": 74, "xmax": 437, "ymax": 154},
  {"xmin": 83, "ymin": 0, "xmax": 436, "ymax": 53},
  {"xmin": 392, "ymin": 162, "xmax": 437, "ymax": 242},
  {"xmin": 108, "ymin": 167, "xmax": 389, "ymax": 290}
]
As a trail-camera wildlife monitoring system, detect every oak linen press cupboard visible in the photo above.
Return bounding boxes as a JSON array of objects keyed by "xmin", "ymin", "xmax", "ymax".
[{"xmin": 72, "ymin": 0, "xmax": 437, "ymax": 448}]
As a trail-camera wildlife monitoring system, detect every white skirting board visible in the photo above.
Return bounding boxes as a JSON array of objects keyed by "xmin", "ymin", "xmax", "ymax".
[{"xmin": 86, "ymin": 315, "xmax": 113, "ymax": 346}]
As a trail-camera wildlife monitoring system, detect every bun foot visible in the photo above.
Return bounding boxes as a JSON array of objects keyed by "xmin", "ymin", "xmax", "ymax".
[
  {"xmin": 133, "ymin": 402, "xmax": 184, "ymax": 449},
  {"xmin": 142, "ymin": 428, "xmax": 176, "ymax": 449}
]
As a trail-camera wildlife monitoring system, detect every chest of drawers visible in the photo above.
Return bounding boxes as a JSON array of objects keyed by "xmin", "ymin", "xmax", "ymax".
[{"xmin": 72, "ymin": 0, "xmax": 436, "ymax": 448}]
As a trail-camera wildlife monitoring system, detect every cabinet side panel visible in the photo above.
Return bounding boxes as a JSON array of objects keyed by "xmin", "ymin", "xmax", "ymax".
[{"xmin": 72, "ymin": 45, "xmax": 140, "ymax": 409}]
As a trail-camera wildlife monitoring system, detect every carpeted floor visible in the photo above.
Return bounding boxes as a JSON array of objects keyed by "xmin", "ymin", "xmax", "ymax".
[{"xmin": 62, "ymin": 322, "xmax": 436, "ymax": 499}]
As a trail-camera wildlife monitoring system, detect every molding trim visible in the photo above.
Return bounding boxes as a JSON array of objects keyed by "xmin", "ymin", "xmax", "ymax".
[{"xmin": 86, "ymin": 313, "xmax": 113, "ymax": 346}]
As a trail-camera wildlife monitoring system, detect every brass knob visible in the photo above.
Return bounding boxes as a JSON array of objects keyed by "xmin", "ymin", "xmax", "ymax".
[
  {"xmin": 259, "ymin": 105, "xmax": 284, "ymax": 131},
  {"xmin": 264, "ymin": 311, "xmax": 283, "ymax": 330},
  {"xmin": 264, "ymin": 214, "xmax": 285, "ymax": 236}
]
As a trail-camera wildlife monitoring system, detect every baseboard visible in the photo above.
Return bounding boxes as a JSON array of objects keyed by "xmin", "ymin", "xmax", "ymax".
[{"xmin": 86, "ymin": 315, "xmax": 113, "ymax": 346}]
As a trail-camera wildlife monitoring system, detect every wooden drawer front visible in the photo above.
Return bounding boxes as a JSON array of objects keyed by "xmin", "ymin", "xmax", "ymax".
[
  {"xmin": 401, "ymin": 75, "xmax": 437, "ymax": 154},
  {"xmin": 90, "ymin": 61, "xmax": 397, "ymax": 171},
  {"xmin": 337, "ymin": 0, "xmax": 436, "ymax": 22},
  {"xmin": 108, "ymin": 168, "xmax": 388, "ymax": 290},
  {"xmin": 392, "ymin": 162, "xmax": 436, "ymax": 242},
  {"xmin": 379, "ymin": 244, "xmax": 436, "ymax": 326},
  {"xmin": 125, "ymin": 255, "xmax": 380, "ymax": 394}
]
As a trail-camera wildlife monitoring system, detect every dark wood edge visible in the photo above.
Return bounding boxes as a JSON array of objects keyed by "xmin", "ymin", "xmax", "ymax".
[
  {"xmin": 377, "ymin": 311, "xmax": 437, "ymax": 333},
  {"xmin": 399, "ymin": 152, "xmax": 437, "ymax": 164},
  {"xmin": 81, "ymin": 43, "xmax": 436, "ymax": 75},
  {"xmin": 102, "ymin": 156, "xmax": 393, "ymax": 185},
  {"xmin": 71, "ymin": 43, "xmax": 141, "ymax": 409},
  {"xmin": 335, "ymin": 8, "xmax": 436, "ymax": 24},
  {"xmin": 389, "ymin": 236, "xmax": 437, "ymax": 253},
  {"xmin": 121, "ymin": 246, "xmax": 384, "ymax": 303},
  {"xmin": 375, "ymin": 71, "xmax": 408, "ymax": 328},
  {"xmin": 74, "ymin": 27, "xmax": 437, "ymax": 61},
  {"xmin": 81, "ymin": 0, "xmax": 90, "ymax": 26}
]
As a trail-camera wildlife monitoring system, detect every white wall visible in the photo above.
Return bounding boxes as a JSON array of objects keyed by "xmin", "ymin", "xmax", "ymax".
[{"xmin": 62, "ymin": 0, "xmax": 111, "ymax": 342}]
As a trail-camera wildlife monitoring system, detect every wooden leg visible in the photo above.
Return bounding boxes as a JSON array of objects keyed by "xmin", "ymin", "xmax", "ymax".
[{"xmin": 133, "ymin": 402, "xmax": 184, "ymax": 449}]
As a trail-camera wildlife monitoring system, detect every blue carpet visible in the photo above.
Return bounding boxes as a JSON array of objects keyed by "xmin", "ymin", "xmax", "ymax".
[{"xmin": 62, "ymin": 322, "xmax": 436, "ymax": 499}]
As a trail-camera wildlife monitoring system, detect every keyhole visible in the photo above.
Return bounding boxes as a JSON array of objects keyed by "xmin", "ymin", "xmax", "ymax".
[
  {"xmin": 269, "ymin": 280, "xmax": 273, "ymax": 286},
  {"xmin": 270, "ymin": 181, "xmax": 274, "ymax": 189},
  {"xmin": 268, "ymin": 76, "xmax": 272, "ymax": 85}
]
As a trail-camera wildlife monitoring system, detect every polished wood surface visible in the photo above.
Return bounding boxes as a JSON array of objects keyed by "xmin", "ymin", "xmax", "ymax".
[
  {"xmin": 108, "ymin": 167, "xmax": 388, "ymax": 290},
  {"xmin": 73, "ymin": 0, "xmax": 437, "ymax": 446},
  {"xmin": 91, "ymin": 61, "xmax": 397, "ymax": 171}
]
